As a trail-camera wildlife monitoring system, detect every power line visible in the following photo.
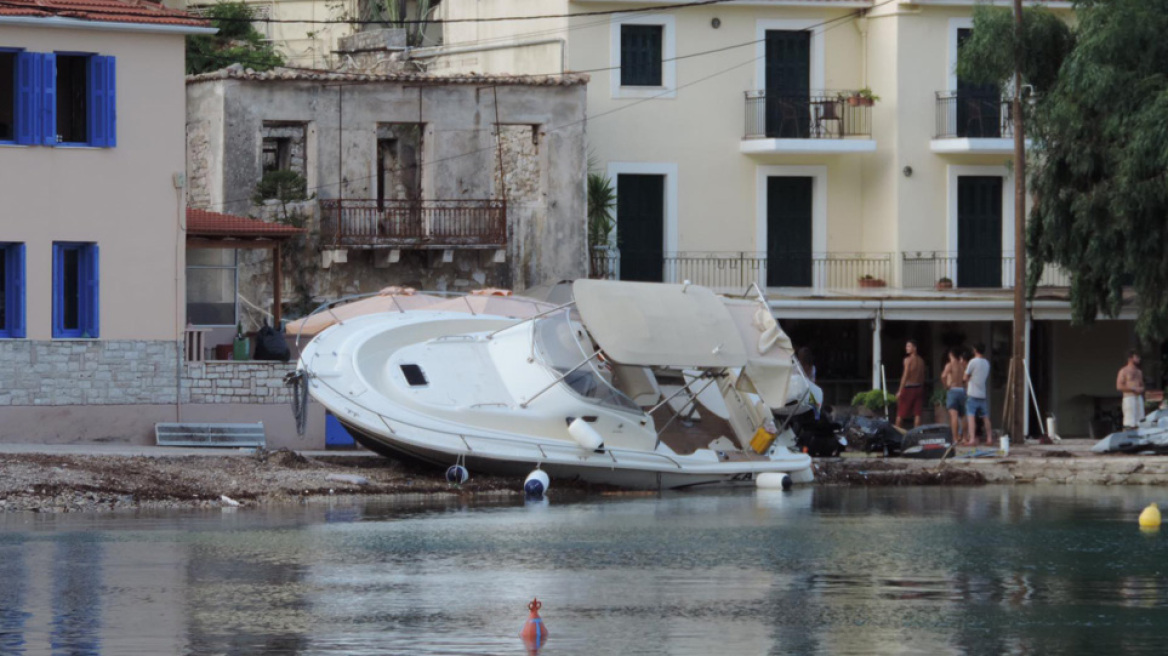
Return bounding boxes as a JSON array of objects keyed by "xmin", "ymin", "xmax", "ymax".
[
  {"xmin": 0, "ymin": 0, "xmax": 741, "ymax": 26},
  {"xmin": 192, "ymin": 1, "xmax": 889, "ymax": 210}
]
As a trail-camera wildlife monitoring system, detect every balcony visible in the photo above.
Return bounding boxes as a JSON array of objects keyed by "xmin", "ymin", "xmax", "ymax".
[
  {"xmin": 741, "ymin": 90, "xmax": 876, "ymax": 155},
  {"xmin": 901, "ymin": 251, "xmax": 1071, "ymax": 290},
  {"xmin": 931, "ymin": 91, "xmax": 1017, "ymax": 154},
  {"xmin": 318, "ymin": 199, "xmax": 507, "ymax": 249},
  {"xmin": 591, "ymin": 250, "xmax": 893, "ymax": 291}
]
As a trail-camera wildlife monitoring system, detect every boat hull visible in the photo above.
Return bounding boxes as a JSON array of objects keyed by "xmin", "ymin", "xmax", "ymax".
[{"xmin": 342, "ymin": 420, "xmax": 812, "ymax": 490}]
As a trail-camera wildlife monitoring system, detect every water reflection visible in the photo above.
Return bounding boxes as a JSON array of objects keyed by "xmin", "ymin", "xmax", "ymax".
[{"xmin": 0, "ymin": 486, "xmax": 1165, "ymax": 655}]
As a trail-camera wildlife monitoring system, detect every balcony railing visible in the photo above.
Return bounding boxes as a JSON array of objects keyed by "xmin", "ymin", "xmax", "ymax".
[
  {"xmin": 934, "ymin": 91, "xmax": 1014, "ymax": 139},
  {"xmin": 590, "ymin": 250, "xmax": 892, "ymax": 291},
  {"xmin": 744, "ymin": 90, "xmax": 873, "ymax": 139},
  {"xmin": 902, "ymin": 251, "xmax": 1071, "ymax": 289},
  {"xmin": 318, "ymin": 199, "xmax": 507, "ymax": 248}
]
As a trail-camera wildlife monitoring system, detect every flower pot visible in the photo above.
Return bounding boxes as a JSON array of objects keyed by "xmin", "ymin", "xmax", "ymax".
[
  {"xmin": 847, "ymin": 96, "xmax": 861, "ymax": 106},
  {"xmin": 935, "ymin": 280, "xmax": 953, "ymax": 291},
  {"xmin": 858, "ymin": 278, "xmax": 887, "ymax": 288},
  {"xmin": 858, "ymin": 98, "xmax": 875, "ymax": 107}
]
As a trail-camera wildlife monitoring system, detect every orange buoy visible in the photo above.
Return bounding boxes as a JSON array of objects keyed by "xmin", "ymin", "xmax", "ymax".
[{"xmin": 519, "ymin": 597, "xmax": 549, "ymax": 647}]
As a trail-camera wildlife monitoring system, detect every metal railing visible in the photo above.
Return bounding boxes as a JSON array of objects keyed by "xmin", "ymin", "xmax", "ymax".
[
  {"xmin": 744, "ymin": 90, "xmax": 873, "ymax": 139},
  {"xmin": 934, "ymin": 91, "xmax": 1014, "ymax": 139},
  {"xmin": 901, "ymin": 251, "xmax": 1071, "ymax": 289},
  {"xmin": 591, "ymin": 250, "xmax": 893, "ymax": 290},
  {"xmin": 318, "ymin": 199, "xmax": 507, "ymax": 248}
]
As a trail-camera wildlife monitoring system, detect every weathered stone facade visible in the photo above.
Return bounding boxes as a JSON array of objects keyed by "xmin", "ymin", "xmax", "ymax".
[
  {"xmin": 0, "ymin": 341, "xmax": 294, "ymax": 407},
  {"xmin": 185, "ymin": 68, "xmax": 589, "ymax": 318}
]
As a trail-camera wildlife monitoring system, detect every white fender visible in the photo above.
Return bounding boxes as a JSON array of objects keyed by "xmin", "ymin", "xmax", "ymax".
[{"xmin": 568, "ymin": 417, "xmax": 605, "ymax": 452}]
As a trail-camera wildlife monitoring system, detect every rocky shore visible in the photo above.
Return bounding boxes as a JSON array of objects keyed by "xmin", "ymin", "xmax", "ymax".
[{"xmin": 2, "ymin": 440, "xmax": 1166, "ymax": 514}]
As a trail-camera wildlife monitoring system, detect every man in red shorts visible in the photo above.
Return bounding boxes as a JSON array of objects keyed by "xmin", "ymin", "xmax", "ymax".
[{"xmin": 896, "ymin": 339, "xmax": 926, "ymax": 429}]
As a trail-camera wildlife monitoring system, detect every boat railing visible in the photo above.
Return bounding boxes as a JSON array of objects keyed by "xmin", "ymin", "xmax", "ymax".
[{"xmin": 381, "ymin": 414, "xmax": 685, "ymax": 469}]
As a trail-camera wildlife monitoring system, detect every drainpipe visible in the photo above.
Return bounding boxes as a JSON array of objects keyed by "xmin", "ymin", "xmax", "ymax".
[
  {"xmin": 871, "ymin": 309, "xmax": 883, "ymax": 390},
  {"xmin": 855, "ymin": 15, "xmax": 869, "ymax": 90},
  {"xmin": 174, "ymin": 173, "xmax": 186, "ymax": 421}
]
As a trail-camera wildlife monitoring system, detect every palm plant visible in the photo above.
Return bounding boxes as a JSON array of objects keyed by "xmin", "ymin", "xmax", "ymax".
[{"xmin": 587, "ymin": 172, "xmax": 616, "ymax": 248}]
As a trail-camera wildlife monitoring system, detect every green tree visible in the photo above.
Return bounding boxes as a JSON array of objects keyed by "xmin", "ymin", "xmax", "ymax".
[
  {"xmin": 186, "ymin": 2, "xmax": 285, "ymax": 75},
  {"xmin": 958, "ymin": 0, "xmax": 1168, "ymax": 342}
]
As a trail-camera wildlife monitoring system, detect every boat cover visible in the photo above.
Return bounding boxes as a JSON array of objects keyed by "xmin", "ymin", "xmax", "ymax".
[{"xmin": 572, "ymin": 280, "xmax": 747, "ymax": 368}]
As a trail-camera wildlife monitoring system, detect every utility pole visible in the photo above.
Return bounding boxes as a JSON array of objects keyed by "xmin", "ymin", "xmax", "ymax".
[{"xmin": 1010, "ymin": 0, "xmax": 1027, "ymax": 444}]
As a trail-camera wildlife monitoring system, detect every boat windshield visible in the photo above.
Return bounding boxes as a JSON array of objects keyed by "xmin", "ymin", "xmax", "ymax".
[{"xmin": 533, "ymin": 311, "xmax": 641, "ymax": 414}]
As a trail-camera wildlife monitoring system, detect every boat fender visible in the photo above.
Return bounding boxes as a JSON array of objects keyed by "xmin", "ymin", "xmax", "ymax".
[
  {"xmin": 524, "ymin": 469, "xmax": 550, "ymax": 499},
  {"xmin": 519, "ymin": 597, "xmax": 549, "ymax": 648},
  {"xmin": 1139, "ymin": 503, "xmax": 1161, "ymax": 529},
  {"xmin": 756, "ymin": 472, "xmax": 793, "ymax": 491},
  {"xmin": 445, "ymin": 465, "xmax": 469, "ymax": 485},
  {"xmin": 568, "ymin": 417, "xmax": 605, "ymax": 452}
]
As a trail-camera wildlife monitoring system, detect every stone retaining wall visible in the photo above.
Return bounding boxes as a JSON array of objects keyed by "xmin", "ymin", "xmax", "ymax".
[{"xmin": 0, "ymin": 340, "xmax": 294, "ymax": 406}]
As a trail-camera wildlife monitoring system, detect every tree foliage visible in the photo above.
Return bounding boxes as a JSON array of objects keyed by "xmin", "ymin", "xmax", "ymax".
[
  {"xmin": 959, "ymin": 0, "xmax": 1168, "ymax": 342},
  {"xmin": 186, "ymin": 2, "xmax": 285, "ymax": 75}
]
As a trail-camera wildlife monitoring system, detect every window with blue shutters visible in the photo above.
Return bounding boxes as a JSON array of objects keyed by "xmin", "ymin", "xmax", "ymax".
[
  {"xmin": 620, "ymin": 25, "xmax": 664, "ymax": 87},
  {"xmin": 52, "ymin": 242, "xmax": 99, "ymax": 339},
  {"xmin": 0, "ymin": 243, "xmax": 26, "ymax": 339},
  {"xmin": 0, "ymin": 49, "xmax": 115, "ymax": 147}
]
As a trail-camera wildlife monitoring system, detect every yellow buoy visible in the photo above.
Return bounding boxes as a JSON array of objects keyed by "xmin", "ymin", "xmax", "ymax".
[{"xmin": 1139, "ymin": 503, "xmax": 1161, "ymax": 528}]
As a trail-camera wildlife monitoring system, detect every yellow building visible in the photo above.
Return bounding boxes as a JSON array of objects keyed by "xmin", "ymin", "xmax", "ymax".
[{"xmin": 411, "ymin": 0, "xmax": 1147, "ymax": 438}]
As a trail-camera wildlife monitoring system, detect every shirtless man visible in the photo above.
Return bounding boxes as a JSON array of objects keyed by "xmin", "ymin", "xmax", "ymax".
[
  {"xmin": 1117, "ymin": 350, "xmax": 1146, "ymax": 430},
  {"xmin": 896, "ymin": 339, "xmax": 926, "ymax": 429},
  {"xmin": 941, "ymin": 347, "xmax": 968, "ymax": 444}
]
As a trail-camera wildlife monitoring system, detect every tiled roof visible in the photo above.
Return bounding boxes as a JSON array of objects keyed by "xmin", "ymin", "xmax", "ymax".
[
  {"xmin": 187, "ymin": 63, "xmax": 590, "ymax": 87},
  {"xmin": 187, "ymin": 209, "xmax": 306, "ymax": 239},
  {"xmin": 0, "ymin": 0, "xmax": 209, "ymax": 27}
]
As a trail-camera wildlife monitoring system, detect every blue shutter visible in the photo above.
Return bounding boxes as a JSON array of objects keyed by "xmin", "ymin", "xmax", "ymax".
[
  {"xmin": 40, "ymin": 52, "xmax": 56, "ymax": 146},
  {"xmin": 14, "ymin": 52, "xmax": 39, "ymax": 145},
  {"xmin": 84, "ymin": 244, "xmax": 99, "ymax": 338},
  {"xmin": 51, "ymin": 243, "xmax": 63, "ymax": 337},
  {"xmin": 12, "ymin": 244, "xmax": 26, "ymax": 338},
  {"xmin": 88, "ymin": 56, "xmax": 116, "ymax": 148}
]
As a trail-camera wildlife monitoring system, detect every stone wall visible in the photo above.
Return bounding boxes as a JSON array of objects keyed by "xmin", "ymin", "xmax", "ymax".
[{"xmin": 0, "ymin": 340, "xmax": 294, "ymax": 406}]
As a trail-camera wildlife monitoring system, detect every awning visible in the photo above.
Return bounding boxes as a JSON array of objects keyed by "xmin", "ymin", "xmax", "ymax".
[
  {"xmin": 186, "ymin": 209, "xmax": 306, "ymax": 241},
  {"xmin": 572, "ymin": 280, "xmax": 747, "ymax": 368}
]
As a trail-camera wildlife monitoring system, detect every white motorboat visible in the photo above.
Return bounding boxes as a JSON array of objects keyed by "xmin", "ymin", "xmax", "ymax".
[{"xmin": 297, "ymin": 280, "xmax": 814, "ymax": 489}]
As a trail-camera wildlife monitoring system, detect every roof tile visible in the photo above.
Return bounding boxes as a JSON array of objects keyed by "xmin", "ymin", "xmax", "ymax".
[
  {"xmin": 0, "ymin": 0, "xmax": 208, "ymax": 27},
  {"xmin": 187, "ymin": 209, "xmax": 306, "ymax": 239}
]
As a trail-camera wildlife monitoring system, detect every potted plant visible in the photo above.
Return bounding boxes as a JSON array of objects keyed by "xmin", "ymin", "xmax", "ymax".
[
  {"xmin": 848, "ymin": 88, "xmax": 880, "ymax": 107},
  {"xmin": 858, "ymin": 274, "xmax": 887, "ymax": 288},
  {"xmin": 936, "ymin": 276, "xmax": 953, "ymax": 290},
  {"xmin": 232, "ymin": 321, "xmax": 250, "ymax": 361},
  {"xmin": 587, "ymin": 171, "xmax": 617, "ymax": 279},
  {"xmin": 851, "ymin": 389, "xmax": 897, "ymax": 417}
]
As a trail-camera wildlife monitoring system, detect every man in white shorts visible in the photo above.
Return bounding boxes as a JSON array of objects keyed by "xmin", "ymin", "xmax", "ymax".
[{"xmin": 1116, "ymin": 350, "xmax": 1146, "ymax": 430}]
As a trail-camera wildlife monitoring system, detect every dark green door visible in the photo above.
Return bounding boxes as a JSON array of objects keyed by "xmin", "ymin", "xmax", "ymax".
[
  {"xmin": 766, "ymin": 176, "xmax": 813, "ymax": 287},
  {"xmin": 956, "ymin": 28, "xmax": 1001, "ymax": 138},
  {"xmin": 764, "ymin": 30, "xmax": 810, "ymax": 138},
  {"xmin": 616, "ymin": 174, "xmax": 665, "ymax": 282},
  {"xmin": 957, "ymin": 176, "xmax": 1003, "ymax": 288}
]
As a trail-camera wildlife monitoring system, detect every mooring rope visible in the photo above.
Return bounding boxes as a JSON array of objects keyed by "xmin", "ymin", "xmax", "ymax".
[{"xmin": 284, "ymin": 370, "xmax": 310, "ymax": 436}]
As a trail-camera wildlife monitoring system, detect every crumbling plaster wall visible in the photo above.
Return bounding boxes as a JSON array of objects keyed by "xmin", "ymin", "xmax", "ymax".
[{"xmin": 186, "ymin": 76, "xmax": 588, "ymax": 320}]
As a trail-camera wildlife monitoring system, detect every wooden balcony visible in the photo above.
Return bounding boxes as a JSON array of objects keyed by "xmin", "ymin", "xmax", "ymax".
[{"xmin": 318, "ymin": 199, "xmax": 507, "ymax": 249}]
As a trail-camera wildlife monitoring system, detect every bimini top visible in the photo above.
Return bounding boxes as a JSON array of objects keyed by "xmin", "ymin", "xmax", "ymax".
[{"xmin": 572, "ymin": 280, "xmax": 747, "ymax": 368}]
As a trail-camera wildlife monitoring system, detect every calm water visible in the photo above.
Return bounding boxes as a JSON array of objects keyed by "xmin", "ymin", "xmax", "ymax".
[{"xmin": 1, "ymin": 486, "xmax": 1167, "ymax": 655}]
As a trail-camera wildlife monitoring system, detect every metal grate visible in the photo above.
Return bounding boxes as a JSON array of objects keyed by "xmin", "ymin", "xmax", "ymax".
[{"xmin": 155, "ymin": 422, "xmax": 266, "ymax": 448}]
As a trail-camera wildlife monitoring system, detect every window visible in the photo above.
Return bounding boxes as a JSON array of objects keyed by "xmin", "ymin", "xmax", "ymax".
[
  {"xmin": 0, "ymin": 51, "xmax": 115, "ymax": 147},
  {"xmin": 262, "ymin": 137, "xmax": 291, "ymax": 174},
  {"xmin": 52, "ymin": 242, "xmax": 99, "ymax": 338},
  {"xmin": 0, "ymin": 51, "xmax": 14, "ymax": 142},
  {"xmin": 186, "ymin": 248, "xmax": 237, "ymax": 326},
  {"xmin": 0, "ymin": 243, "xmax": 25, "ymax": 338},
  {"xmin": 620, "ymin": 25, "xmax": 663, "ymax": 87},
  {"xmin": 56, "ymin": 54, "xmax": 88, "ymax": 144}
]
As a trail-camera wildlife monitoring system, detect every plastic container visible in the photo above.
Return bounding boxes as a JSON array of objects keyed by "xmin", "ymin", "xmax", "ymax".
[
  {"xmin": 750, "ymin": 426, "xmax": 776, "ymax": 454},
  {"xmin": 999, "ymin": 436, "xmax": 1010, "ymax": 457}
]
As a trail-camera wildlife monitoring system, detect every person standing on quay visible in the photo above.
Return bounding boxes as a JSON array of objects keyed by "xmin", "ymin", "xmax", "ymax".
[
  {"xmin": 1117, "ymin": 350, "xmax": 1146, "ymax": 430},
  {"xmin": 964, "ymin": 343, "xmax": 993, "ymax": 446},
  {"xmin": 941, "ymin": 347, "xmax": 968, "ymax": 444},
  {"xmin": 896, "ymin": 339, "xmax": 926, "ymax": 429}
]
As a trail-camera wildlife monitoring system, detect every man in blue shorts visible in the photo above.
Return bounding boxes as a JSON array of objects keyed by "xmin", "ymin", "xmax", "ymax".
[{"xmin": 964, "ymin": 343, "xmax": 993, "ymax": 447}]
